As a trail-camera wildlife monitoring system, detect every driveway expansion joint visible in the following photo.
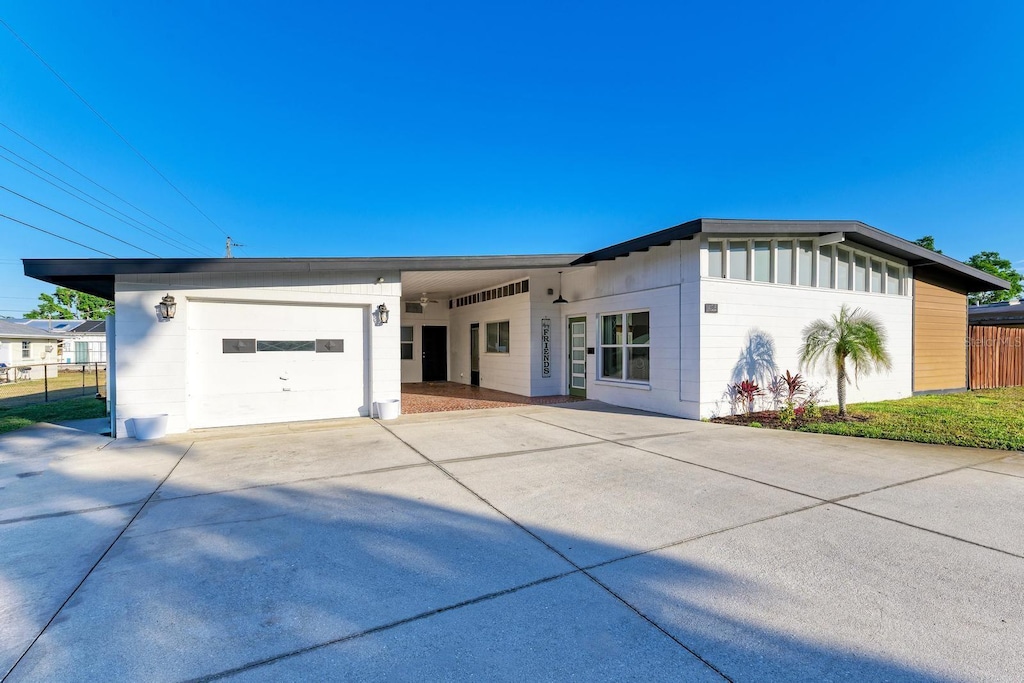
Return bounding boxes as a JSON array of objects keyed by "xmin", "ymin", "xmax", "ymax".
[
  {"xmin": 0, "ymin": 499, "xmax": 145, "ymax": 526},
  {"xmin": 2, "ymin": 442, "xmax": 195, "ymax": 682},
  {"xmin": 374, "ymin": 420, "xmax": 734, "ymax": 682}
]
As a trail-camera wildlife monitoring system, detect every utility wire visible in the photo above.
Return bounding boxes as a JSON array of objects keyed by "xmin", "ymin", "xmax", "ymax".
[
  {"xmin": 0, "ymin": 122, "xmax": 216, "ymax": 255},
  {"xmin": 0, "ymin": 184, "xmax": 160, "ymax": 257},
  {"xmin": 0, "ymin": 19, "xmax": 231, "ymax": 239},
  {"xmin": 0, "ymin": 147, "xmax": 207, "ymax": 257},
  {"xmin": 0, "ymin": 213, "xmax": 117, "ymax": 257}
]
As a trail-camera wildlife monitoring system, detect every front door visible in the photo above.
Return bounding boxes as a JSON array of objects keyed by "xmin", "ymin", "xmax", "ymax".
[
  {"xmin": 470, "ymin": 323, "xmax": 480, "ymax": 386},
  {"xmin": 568, "ymin": 316, "xmax": 587, "ymax": 398},
  {"xmin": 422, "ymin": 325, "xmax": 448, "ymax": 382}
]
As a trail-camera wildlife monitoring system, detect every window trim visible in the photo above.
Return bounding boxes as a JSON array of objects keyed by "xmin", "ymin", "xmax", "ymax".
[
  {"xmin": 705, "ymin": 238, "xmax": 909, "ymax": 297},
  {"xmin": 598, "ymin": 310, "xmax": 651, "ymax": 384},
  {"xmin": 21, "ymin": 341, "xmax": 31, "ymax": 359},
  {"xmin": 485, "ymin": 320, "xmax": 510, "ymax": 354},
  {"xmin": 400, "ymin": 325, "xmax": 414, "ymax": 360}
]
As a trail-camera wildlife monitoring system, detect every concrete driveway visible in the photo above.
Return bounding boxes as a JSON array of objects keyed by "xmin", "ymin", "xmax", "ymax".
[{"xmin": 2, "ymin": 402, "xmax": 1022, "ymax": 682}]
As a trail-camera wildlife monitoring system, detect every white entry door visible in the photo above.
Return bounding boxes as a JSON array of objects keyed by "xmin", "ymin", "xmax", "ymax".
[{"xmin": 188, "ymin": 301, "xmax": 368, "ymax": 429}]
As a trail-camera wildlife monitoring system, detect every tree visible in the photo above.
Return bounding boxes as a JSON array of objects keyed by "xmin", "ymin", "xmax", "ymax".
[
  {"xmin": 25, "ymin": 287, "xmax": 114, "ymax": 320},
  {"xmin": 965, "ymin": 252, "xmax": 1022, "ymax": 305},
  {"xmin": 799, "ymin": 305, "xmax": 892, "ymax": 417},
  {"xmin": 914, "ymin": 236, "xmax": 942, "ymax": 254}
]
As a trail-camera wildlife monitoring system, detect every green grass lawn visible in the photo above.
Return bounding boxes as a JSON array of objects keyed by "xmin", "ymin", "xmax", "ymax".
[
  {"xmin": 0, "ymin": 397, "xmax": 107, "ymax": 435},
  {"xmin": 798, "ymin": 387, "xmax": 1024, "ymax": 451}
]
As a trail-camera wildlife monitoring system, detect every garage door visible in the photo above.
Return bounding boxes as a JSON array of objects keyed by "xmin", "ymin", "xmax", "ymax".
[{"xmin": 188, "ymin": 301, "xmax": 368, "ymax": 429}]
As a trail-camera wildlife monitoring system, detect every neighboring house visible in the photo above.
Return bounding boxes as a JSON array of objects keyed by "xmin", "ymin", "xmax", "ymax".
[
  {"xmin": 24, "ymin": 218, "xmax": 1006, "ymax": 438},
  {"xmin": 969, "ymin": 300, "xmax": 1024, "ymax": 328},
  {"xmin": 12, "ymin": 318, "xmax": 108, "ymax": 364},
  {"xmin": 0, "ymin": 319, "xmax": 62, "ymax": 381}
]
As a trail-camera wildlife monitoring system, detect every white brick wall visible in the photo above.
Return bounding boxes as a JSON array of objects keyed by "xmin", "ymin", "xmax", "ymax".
[{"xmin": 113, "ymin": 270, "xmax": 401, "ymax": 437}]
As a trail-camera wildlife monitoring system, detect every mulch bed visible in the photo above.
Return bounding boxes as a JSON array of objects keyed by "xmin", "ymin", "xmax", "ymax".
[{"xmin": 712, "ymin": 410, "xmax": 869, "ymax": 430}]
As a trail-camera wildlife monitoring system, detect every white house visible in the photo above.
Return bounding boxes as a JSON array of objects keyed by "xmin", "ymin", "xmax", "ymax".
[
  {"xmin": 0, "ymin": 319, "xmax": 62, "ymax": 381},
  {"xmin": 24, "ymin": 219, "xmax": 1006, "ymax": 437},
  {"xmin": 12, "ymin": 319, "xmax": 108, "ymax": 364}
]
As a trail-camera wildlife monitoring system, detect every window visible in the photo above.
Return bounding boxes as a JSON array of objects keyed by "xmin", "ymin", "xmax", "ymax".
[
  {"xmin": 708, "ymin": 241, "xmax": 724, "ymax": 278},
  {"xmin": 753, "ymin": 241, "xmax": 772, "ymax": 282},
  {"xmin": 405, "ymin": 302, "xmax": 423, "ymax": 314},
  {"xmin": 818, "ymin": 245, "xmax": 833, "ymax": 288},
  {"xmin": 776, "ymin": 241, "xmax": 794, "ymax": 285},
  {"xmin": 836, "ymin": 249, "xmax": 851, "ymax": 290},
  {"xmin": 21, "ymin": 341, "xmax": 30, "ymax": 359},
  {"xmin": 854, "ymin": 254, "xmax": 867, "ymax": 292},
  {"xmin": 728, "ymin": 241, "xmax": 748, "ymax": 280},
  {"xmin": 870, "ymin": 260, "xmax": 883, "ymax": 293},
  {"xmin": 256, "ymin": 340, "xmax": 315, "ymax": 352},
  {"xmin": 600, "ymin": 311, "xmax": 650, "ymax": 382},
  {"xmin": 486, "ymin": 321, "xmax": 509, "ymax": 353},
  {"xmin": 401, "ymin": 326, "xmax": 414, "ymax": 360},
  {"xmin": 886, "ymin": 264, "xmax": 901, "ymax": 294},
  {"xmin": 798, "ymin": 240, "xmax": 815, "ymax": 286}
]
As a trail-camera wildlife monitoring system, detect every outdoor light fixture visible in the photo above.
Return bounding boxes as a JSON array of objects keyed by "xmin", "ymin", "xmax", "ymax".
[
  {"xmin": 552, "ymin": 271, "xmax": 568, "ymax": 304},
  {"xmin": 376, "ymin": 276, "xmax": 385, "ymax": 284},
  {"xmin": 158, "ymin": 294, "xmax": 177, "ymax": 321},
  {"xmin": 377, "ymin": 303, "xmax": 390, "ymax": 324}
]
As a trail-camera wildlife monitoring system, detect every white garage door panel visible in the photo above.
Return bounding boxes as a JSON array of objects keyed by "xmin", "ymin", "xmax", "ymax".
[{"xmin": 189, "ymin": 302, "xmax": 368, "ymax": 429}]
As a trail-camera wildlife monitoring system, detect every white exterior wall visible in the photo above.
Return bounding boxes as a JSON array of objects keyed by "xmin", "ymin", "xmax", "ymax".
[
  {"xmin": 113, "ymin": 270, "xmax": 400, "ymax": 437},
  {"xmin": 0, "ymin": 338, "xmax": 59, "ymax": 379},
  {"xmin": 559, "ymin": 240, "xmax": 702, "ymax": 418},
  {"xmin": 399, "ymin": 303, "xmax": 451, "ymax": 383},
  {"xmin": 699, "ymin": 278, "xmax": 914, "ymax": 418},
  {"xmin": 448, "ymin": 283, "xmax": 532, "ymax": 394}
]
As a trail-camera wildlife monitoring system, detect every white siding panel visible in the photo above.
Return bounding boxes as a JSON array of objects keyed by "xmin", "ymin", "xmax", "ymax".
[
  {"xmin": 113, "ymin": 271, "xmax": 400, "ymax": 437},
  {"xmin": 699, "ymin": 278, "xmax": 913, "ymax": 418}
]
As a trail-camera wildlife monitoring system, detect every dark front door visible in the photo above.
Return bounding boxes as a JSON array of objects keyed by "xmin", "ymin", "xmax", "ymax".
[
  {"xmin": 422, "ymin": 325, "xmax": 448, "ymax": 382},
  {"xmin": 470, "ymin": 323, "xmax": 480, "ymax": 386}
]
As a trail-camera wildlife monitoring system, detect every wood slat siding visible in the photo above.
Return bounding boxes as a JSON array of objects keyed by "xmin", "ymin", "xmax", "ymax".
[
  {"xmin": 969, "ymin": 327, "xmax": 1024, "ymax": 389},
  {"xmin": 913, "ymin": 275, "xmax": 967, "ymax": 392}
]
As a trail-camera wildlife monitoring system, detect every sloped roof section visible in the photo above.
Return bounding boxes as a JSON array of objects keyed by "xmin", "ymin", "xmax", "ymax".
[
  {"xmin": 0, "ymin": 319, "xmax": 64, "ymax": 339},
  {"xmin": 572, "ymin": 218, "xmax": 1009, "ymax": 293},
  {"xmin": 22, "ymin": 255, "xmax": 582, "ymax": 300}
]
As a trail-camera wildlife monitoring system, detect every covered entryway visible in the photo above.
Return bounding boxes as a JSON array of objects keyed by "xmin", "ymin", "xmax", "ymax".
[{"xmin": 187, "ymin": 301, "xmax": 368, "ymax": 429}]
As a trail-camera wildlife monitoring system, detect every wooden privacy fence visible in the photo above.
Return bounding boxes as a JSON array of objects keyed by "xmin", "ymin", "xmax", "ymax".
[{"xmin": 969, "ymin": 326, "xmax": 1024, "ymax": 389}]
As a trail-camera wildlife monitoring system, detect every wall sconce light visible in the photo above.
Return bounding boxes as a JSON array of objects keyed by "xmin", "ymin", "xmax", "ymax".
[
  {"xmin": 376, "ymin": 276, "xmax": 385, "ymax": 284},
  {"xmin": 552, "ymin": 271, "xmax": 568, "ymax": 304},
  {"xmin": 377, "ymin": 303, "xmax": 390, "ymax": 324},
  {"xmin": 159, "ymin": 294, "xmax": 177, "ymax": 321}
]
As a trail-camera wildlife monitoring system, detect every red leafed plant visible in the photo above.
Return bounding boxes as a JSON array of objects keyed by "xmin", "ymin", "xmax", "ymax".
[
  {"xmin": 781, "ymin": 371, "xmax": 806, "ymax": 404},
  {"xmin": 732, "ymin": 380, "xmax": 764, "ymax": 415}
]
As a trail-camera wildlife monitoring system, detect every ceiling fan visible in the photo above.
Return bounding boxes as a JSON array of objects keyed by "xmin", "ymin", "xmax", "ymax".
[{"xmin": 407, "ymin": 292, "xmax": 441, "ymax": 309}]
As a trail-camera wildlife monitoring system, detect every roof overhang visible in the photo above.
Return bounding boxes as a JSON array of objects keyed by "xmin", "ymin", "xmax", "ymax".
[
  {"xmin": 571, "ymin": 218, "xmax": 1010, "ymax": 293},
  {"xmin": 23, "ymin": 255, "xmax": 583, "ymax": 300}
]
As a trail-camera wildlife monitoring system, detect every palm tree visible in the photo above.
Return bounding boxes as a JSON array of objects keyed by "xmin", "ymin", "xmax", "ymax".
[{"xmin": 799, "ymin": 305, "xmax": 892, "ymax": 416}]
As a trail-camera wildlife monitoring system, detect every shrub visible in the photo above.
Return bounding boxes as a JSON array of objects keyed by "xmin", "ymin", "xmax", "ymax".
[
  {"xmin": 778, "ymin": 403, "xmax": 796, "ymax": 424},
  {"xmin": 749, "ymin": 421, "xmax": 763, "ymax": 428},
  {"xmin": 732, "ymin": 380, "xmax": 764, "ymax": 415}
]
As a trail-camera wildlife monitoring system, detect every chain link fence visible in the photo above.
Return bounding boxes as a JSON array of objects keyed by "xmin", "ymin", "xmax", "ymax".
[{"xmin": 0, "ymin": 362, "xmax": 106, "ymax": 408}]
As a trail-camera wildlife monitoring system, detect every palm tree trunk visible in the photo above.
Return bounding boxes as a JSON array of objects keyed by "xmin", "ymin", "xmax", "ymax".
[{"xmin": 836, "ymin": 360, "xmax": 847, "ymax": 416}]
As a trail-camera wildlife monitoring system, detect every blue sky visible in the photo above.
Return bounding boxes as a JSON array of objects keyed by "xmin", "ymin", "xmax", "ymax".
[{"xmin": 1, "ymin": 1, "xmax": 1022, "ymax": 314}]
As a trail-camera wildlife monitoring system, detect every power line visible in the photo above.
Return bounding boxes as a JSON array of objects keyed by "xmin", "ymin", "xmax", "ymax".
[
  {"xmin": 0, "ymin": 213, "xmax": 117, "ymax": 257},
  {"xmin": 0, "ymin": 147, "xmax": 207, "ymax": 257},
  {"xmin": 0, "ymin": 123, "xmax": 217, "ymax": 256},
  {"xmin": 0, "ymin": 184, "xmax": 160, "ymax": 257},
  {"xmin": 0, "ymin": 18, "xmax": 231, "ymax": 239}
]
